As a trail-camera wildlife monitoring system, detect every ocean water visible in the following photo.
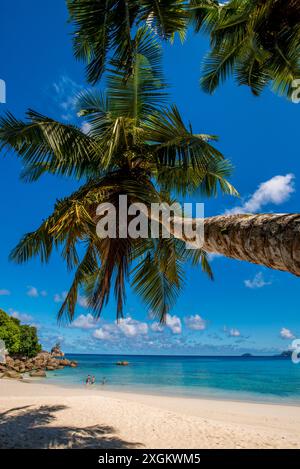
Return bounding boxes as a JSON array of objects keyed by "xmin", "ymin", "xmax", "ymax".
[{"xmin": 43, "ymin": 354, "xmax": 300, "ymax": 404}]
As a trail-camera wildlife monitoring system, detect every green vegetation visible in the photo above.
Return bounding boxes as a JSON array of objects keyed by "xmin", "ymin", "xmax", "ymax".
[
  {"xmin": 199, "ymin": 0, "xmax": 300, "ymax": 98},
  {"xmin": 67, "ymin": 0, "xmax": 300, "ymax": 99},
  {"xmin": 0, "ymin": 29, "xmax": 236, "ymax": 322},
  {"xmin": 0, "ymin": 309, "xmax": 41, "ymax": 357}
]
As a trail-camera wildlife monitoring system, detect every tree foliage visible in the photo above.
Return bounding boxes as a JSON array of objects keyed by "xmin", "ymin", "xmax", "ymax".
[
  {"xmin": 0, "ymin": 28, "xmax": 237, "ymax": 323},
  {"xmin": 196, "ymin": 0, "xmax": 300, "ymax": 98},
  {"xmin": 0, "ymin": 309, "xmax": 41, "ymax": 357},
  {"xmin": 67, "ymin": 0, "xmax": 188, "ymax": 84},
  {"xmin": 67, "ymin": 0, "xmax": 300, "ymax": 99}
]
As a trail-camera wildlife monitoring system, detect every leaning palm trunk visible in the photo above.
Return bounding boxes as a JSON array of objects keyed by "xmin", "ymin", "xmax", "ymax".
[
  {"xmin": 144, "ymin": 209, "xmax": 300, "ymax": 276},
  {"xmin": 202, "ymin": 214, "xmax": 300, "ymax": 276}
]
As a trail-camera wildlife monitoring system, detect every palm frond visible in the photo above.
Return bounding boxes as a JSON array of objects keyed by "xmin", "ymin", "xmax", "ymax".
[
  {"xmin": 0, "ymin": 110, "xmax": 100, "ymax": 180},
  {"xmin": 131, "ymin": 237, "xmax": 185, "ymax": 322},
  {"xmin": 67, "ymin": 0, "xmax": 140, "ymax": 84},
  {"xmin": 107, "ymin": 26, "xmax": 168, "ymax": 122},
  {"xmin": 145, "ymin": 105, "xmax": 222, "ymax": 168},
  {"xmin": 199, "ymin": 0, "xmax": 300, "ymax": 99},
  {"xmin": 138, "ymin": 0, "xmax": 188, "ymax": 40}
]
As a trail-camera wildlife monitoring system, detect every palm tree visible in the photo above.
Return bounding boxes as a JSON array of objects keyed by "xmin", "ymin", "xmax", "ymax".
[
  {"xmin": 198, "ymin": 0, "xmax": 300, "ymax": 98},
  {"xmin": 1, "ymin": 29, "xmax": 299, "ymax": 325},
  {"xmin": 0, "ymin": 28, "xmax": 236, "ymax": 322},
  {"xmin": 67, "ymin": 0, "xmax": 300, "ymax": 99},
  {"xmin": 67, "ymin": 0, "xmax": 188, "ymax": 84}
]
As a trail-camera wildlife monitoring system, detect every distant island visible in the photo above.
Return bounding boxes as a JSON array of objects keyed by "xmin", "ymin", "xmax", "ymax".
[{"xmin": 239, "ymin": 351, "xmax": 292, "ymax": 359}]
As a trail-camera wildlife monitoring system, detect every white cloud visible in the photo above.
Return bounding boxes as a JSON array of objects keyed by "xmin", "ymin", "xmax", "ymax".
[
  {"xmin": 184, "ymin": 314, "xmax": 207, "ymax": 331},
  {"xmin": 26, "ymin": 286, "xmax": 47, "ymax": 298},
  {"xmin": 0, "ymin": 289, "xmax": 11, "ymax": 296},
  {"xmin": 81, "ymin": 122, "xmax": 91, "ymax": 134},
  {"xmin": 224, "ymin": 326, "xmax": 241, "ymax": 338},
  {"xmin": 54, "ymin": 291, "xmax": 68, "ymax": 303},
  {"xmin": 226, "ymin": 174, "xmax": 295, "ymax": 215},
  {"xmin": 53, "ymin": 76, "xmax": 83, "ymax": 121},
  {"xmin": 93, "ymin": 328, "xmax": 114, "ymax": 341},
  {"xmin": 27, "ymin": 286, "xmax": 39, "ymax": 298},
  {"xmin": 93, "ymin": 317, "xmax": 148, "ymax": 341},
  {"xmin": 54, "ymin": 291, "xmax": 88, "ymax": 309},
  {"xmin": 77, "ymin": 295, "xmax": 89, "ymax": 308},
  {"xmin": 9, "ymin": 310, "xmax": 33, "ymax": 323},
  {"xmin": 150, "ymin": 322, "xmax": 164, "ymax": 333},
  {"xmin": 117, "ymin": 317, "xmax": 148, "ymax": 338},
  {"xmin": 207, "ymin": 253, "xmax": 223, "ymax": 262},
  {"xmin": 70, "ymin": 314, "xmax": 99, "ymax": 330},
  {"xmin": 166, "ymin": 314, "xmax": 182, "ymax": 334},
  {"xmin": 244, "ymin": 272, "xmax": 272, "ymax": 289},
  {"xmin": 280, "ymin": 327, "xmax": 295, "ymax": 340},
  {"xmin": 151, "ymin": 314, "xmax": 182, "ymax": 334}
]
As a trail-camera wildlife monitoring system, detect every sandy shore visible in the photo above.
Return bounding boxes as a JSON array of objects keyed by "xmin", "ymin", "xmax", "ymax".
[{"xmin": 0, "ymin": 379, "xmax": 300, "ymax": 449}]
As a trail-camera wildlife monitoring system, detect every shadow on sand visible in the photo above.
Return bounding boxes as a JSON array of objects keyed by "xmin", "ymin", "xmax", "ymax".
[{"xmin": 0, "ymin": 404, "xmax": 142, "ymax": 449}]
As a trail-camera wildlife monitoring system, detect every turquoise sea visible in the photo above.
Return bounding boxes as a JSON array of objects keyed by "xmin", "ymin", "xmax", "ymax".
[{"xmin": 44, "ymin": 354, "xmax": 300, "ymax": 404}]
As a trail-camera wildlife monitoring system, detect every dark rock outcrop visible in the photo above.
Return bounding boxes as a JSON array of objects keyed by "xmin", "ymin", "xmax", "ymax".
[{"xmin": 0, "ymin": 350, "xmax": 78, "ymax": 379}]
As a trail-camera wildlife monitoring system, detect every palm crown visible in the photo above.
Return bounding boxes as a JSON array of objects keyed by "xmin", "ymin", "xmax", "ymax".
[
  {"xmin": 67, "ymin": 0, "xmax": 188, "ymax": 84},
  {"xmin": 0, "ymin": 28, "xmax": 236, "ymax": 323},
  {"xmin": 200, "ymin": 0, "xmax": 300, "ymax": 98},
  {"xmin": 67, "ymin": 0, "xmax": 300, "ymax": 99}
]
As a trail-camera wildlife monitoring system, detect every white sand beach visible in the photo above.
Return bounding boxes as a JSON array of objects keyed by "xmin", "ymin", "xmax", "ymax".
[{"xmin": 0, "ymin": 379, "xmax": 300, "ymax": 449}]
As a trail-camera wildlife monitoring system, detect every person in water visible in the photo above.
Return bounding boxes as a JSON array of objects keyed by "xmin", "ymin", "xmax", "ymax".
[
  {"xmin": 91, "ymin": 376, "xmax": 96, "ymax": 385},
  {"xmin": 85, "ymin": 375, "xmax": 91, "ymax": 385}
]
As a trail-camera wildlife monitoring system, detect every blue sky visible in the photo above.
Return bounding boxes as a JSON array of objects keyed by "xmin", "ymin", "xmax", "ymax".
[{"xmin": 0, "ymin": 1, "xmax": 299, "ymax": 355}]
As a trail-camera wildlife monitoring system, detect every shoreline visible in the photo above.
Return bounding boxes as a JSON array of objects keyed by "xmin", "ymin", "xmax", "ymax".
[
  {"xmin": 1, "ymin": 378, "xmax": 300, "ymax": 448},
  {"xmin": 24, "ymin": 374, "xmax": 300, "ymax": 408}
]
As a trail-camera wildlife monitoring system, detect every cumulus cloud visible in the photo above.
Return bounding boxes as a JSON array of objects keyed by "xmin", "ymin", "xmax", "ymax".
[
  {"xmin": 280, "ymin": 327, "xmax": 295, "ymax": 340},
  {"xmin": 118, "ymin": 317, "xmax": 148, "ymax": 337},
  {"xmin": 54, "ymin": 291, "xmax": 88, "ymax": 309},
  {"xmin": 150, "ymin": 322, "xmax": 164, "ymax": 333},
  {"xmin": 26, "ymin": 286, "xmax": 39, "ymax": 298},
  {"xmin": 165, "ymin": 314, "xmax": 182, "ymax": 334},
  {"xmin": 9, "ymin": 309, "xmax": 34, "ymax": 324},
  {"xmin": 93, "ymin": 317, "xmax": 148, "ymax": 341},
  {"xmin": 26, "ymin": 286, "xmax": 47, "ymax": 298},
  {"xmin": 70, "ymin": 314, "xmax": 99, "ymax": 330},
  {"xmin": 226, "ymin": 174, "xmax": 295, "ymax": 215},
  {"xmin": 0, "ymin": 289, "xmax": 11, "ymax": 296},
  {"xmin": 151, "ymin": 314, "xmax": 182, "ymax": 335},
  {"xmin": 244, "ymin": 272, "xmax": 272, "ymax": 289},
  {"xmin": 224, "ymin": 326, "xmax": 241, "ymax": 338},
  {"xmin": 184, "ymin": 314, "xmax": 207, "ymax": 331},
  {"xmin": 93, "ymin": 328, "xmax": 113, "ymax": 341}
]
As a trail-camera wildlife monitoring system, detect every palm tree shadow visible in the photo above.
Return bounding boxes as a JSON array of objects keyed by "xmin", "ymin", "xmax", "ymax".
[{"xmin": 0, "ymin": 405, "xmax": 142, "ymax": 449}]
